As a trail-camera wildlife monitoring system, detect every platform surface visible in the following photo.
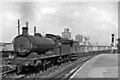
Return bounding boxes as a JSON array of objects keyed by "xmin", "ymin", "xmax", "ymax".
[{"xmin": 71, "ymin": 54, "xmax": 119, "ymax": 78}]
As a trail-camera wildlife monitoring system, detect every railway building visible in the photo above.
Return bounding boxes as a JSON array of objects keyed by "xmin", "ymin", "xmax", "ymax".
[{"xmin": 62, "ymin": 28, "xmax": 71, "ymax": 40}]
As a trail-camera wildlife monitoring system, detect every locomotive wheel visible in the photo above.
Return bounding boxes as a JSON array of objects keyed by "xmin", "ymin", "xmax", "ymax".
[
  {"xmin": 67, "ymin": 56, "xmax": 70, "ymax": 61},
  {"xmin": 47, "ymin": 61, "xmax": 51, "ymax": 68},
  {"xmin": 16, "ymin": 64, "xmax": 24, "ymax": 75},
  {"xmin": 50, "ymin": 62, "xmax": 54, "ymax": 67},
  {"xmin": 42, "ymin": 60, "xmax": 47, "ymax": 72},
  {"xmin": 57, "ymin": 57, "xmax": 63, "ymax": 66},
  {"xmin": 51, "ymin": 60, "xmax": 55, "ymax": 67},
  {"xmin": 63, "ymin": 56, "xmax": 66, "ymax": 62},
  {"xmin": 42, "ymin": 65, "xmax": 47, "ymax": 72},
  {"xmin": 34, "ymin": 60, "xmax": 42, "ymax": 74}
]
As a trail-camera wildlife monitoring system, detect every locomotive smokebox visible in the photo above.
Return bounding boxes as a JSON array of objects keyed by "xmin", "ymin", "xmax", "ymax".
[{"xmin": 22, "ymin": 27, "xmax": 28, "ymax": 35}]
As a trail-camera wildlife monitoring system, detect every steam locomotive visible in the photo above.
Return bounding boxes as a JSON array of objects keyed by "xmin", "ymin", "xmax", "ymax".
[{"xmin": 3, "ymin": 21, "xmax": 112, "ymax": 74}]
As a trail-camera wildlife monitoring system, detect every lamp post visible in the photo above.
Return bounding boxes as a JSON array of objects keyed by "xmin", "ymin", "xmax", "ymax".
[{"xmin": 111, "ymin": 34, "xmax": 115, "ymax": 46}]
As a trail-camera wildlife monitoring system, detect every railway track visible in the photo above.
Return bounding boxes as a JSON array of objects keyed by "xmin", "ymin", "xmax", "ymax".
[
  {"xmin": 2, "ymin": 71, "xmax": 26, "ymax": 80},
  {"xmin": 26, "ymin": 55, "xmax": 96, "ymax": 79},
  {"xmin": 2, "ymin": 69, "xmax": 16, "ymax": 77},
  {"xmin": 46, "ymin": 55, "xmax": 94, "ymax": 79},
  {"xmin": 1, "ymin": 65, "xmax": 26, "ymax": 80},
  {"xmin": 1, "ymin": 54, "xmax": 97, "ymax": 80},
  {"xmin": 1, "ymin": 65, "xmax": 15, "ymax": 77}
]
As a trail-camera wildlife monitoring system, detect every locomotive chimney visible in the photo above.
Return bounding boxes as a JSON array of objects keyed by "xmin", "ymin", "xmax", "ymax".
[
  {"xmin": 18, "ymin": 19, "xmax": 20, "ymax": 35},
  {"xmin": 22, "ymin": 27, "xmax": 28, "ymax": 35},
  {"xmin": 22, "ymin": 21, "xmax": 29, "ymax": 35},
  {"xmin": 34, "ymin": 26, "xmax": 36, "ymax": 35}
]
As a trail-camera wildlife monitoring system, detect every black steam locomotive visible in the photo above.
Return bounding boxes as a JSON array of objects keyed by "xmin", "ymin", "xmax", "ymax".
[
  {"xmin": 3, "ymin": 21, "xmax": 112, "ymax": 74},
  {"xmin": 4, "ymin": 23, "xmax": 80, "ymax": 73}
]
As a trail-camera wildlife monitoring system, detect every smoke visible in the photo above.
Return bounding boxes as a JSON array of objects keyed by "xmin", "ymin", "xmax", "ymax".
[{"xmin": 17, "ymin": 2, "xmax": 35, "ymax": 23}]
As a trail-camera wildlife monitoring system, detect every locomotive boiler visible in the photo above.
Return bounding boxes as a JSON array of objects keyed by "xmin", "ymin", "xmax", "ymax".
[{"xmin": 14, "ymin": 27, "xmax": 57, "ymax": 57}]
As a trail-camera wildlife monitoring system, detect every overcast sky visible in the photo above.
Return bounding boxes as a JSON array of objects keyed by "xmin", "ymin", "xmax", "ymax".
[{"xmin": 0, "ymin": 1, "xmax": 118, "ymax": 45}]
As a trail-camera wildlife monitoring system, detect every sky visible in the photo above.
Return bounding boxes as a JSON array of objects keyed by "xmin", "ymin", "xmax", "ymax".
[{"xmin": 0, "ymin": 0, "xmax": 118, "ymax": 45}]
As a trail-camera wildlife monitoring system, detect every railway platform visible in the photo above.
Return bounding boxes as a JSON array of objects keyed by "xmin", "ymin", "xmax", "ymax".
[{"xmin": 70, "ymin": 54, "xmax": 119, "ymax": 79}]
